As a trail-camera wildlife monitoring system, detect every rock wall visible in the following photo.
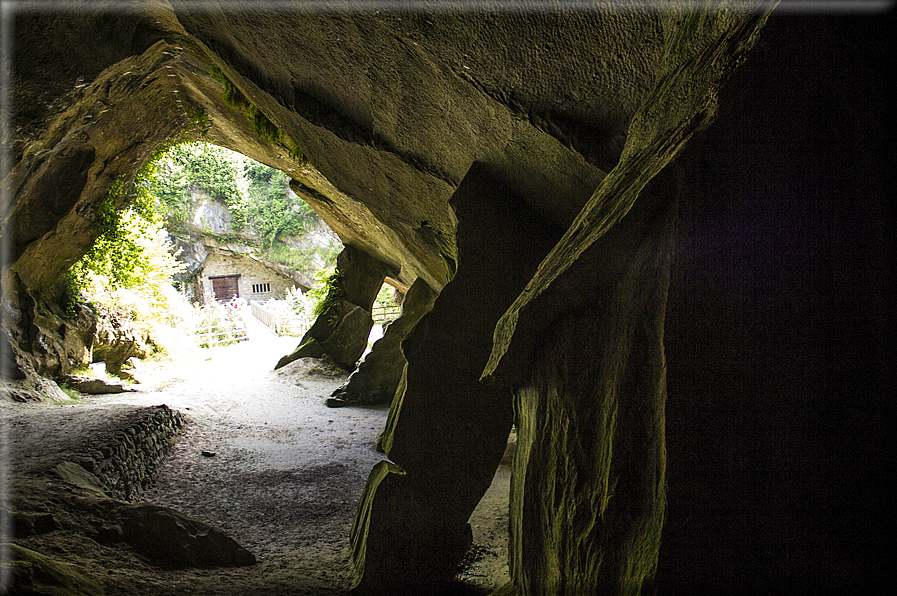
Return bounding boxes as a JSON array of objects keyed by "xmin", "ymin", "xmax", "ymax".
[
  {"xmin": 58, "ymin": 405, "xmax": 186, "ymax": 502},
  {"xmin": 350, "ymin": 165, "xmax": 558, "ymax": 593},
  {"xmin": 171, "ymin": 187, "xmax": 337, "ymax": 300},
  {"xmin": 506, "ymin": 190, "xmax": 674, "ymax": 595},
  {"xmin": 14, "ymin": 3, "xmax": 884, "ymax": 595},
  {"xmin": 9, "ymin": 404, "xmax": 257, "ymax": 575},
  {"xmin": 657, "ymin": 15, "xmax": 892, "ymax": 594}
]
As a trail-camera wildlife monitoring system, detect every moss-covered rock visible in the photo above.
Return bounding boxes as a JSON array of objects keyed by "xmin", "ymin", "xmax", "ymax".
[{"xmin": 4, "ymin": 543, "xmax": 105, "ymax": 596}]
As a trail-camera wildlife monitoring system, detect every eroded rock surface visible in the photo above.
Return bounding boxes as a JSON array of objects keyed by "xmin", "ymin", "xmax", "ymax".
[
  {"xmin": 4, "ymin": 3, "xmax": 780, "ymax": 595},
  {"xmin": 277, "ymin": 245, "xmax": 397, "ymax": 371}
]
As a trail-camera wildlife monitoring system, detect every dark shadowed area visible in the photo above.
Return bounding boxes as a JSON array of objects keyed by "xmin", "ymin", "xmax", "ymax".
[
  {"xmin": 661, "ymin": 14, "xmax": 892, "ymax": 594},
  {"xmin": 2, "ymin": 3, "xmax": 892, "ymax": 595}
]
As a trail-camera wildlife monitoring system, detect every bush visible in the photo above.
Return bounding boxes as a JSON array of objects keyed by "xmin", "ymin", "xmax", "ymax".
[
  {"xmin": 67, "ymin": 209, "xmax": 185, "ymax": 322},
  {"xmin": 286, "ymin": 286, "xmax": 314, "ymax": 319}
]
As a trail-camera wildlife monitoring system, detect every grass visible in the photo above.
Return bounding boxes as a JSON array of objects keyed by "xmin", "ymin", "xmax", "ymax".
[{"xmin": 56, "ymin": 383, "xmax": 84, "ymax": 404}]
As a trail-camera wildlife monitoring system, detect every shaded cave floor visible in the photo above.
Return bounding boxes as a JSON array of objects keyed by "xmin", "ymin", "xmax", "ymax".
[{"xmin": 5, "ymin": 319, "xmax": 511, "ymax": 594}]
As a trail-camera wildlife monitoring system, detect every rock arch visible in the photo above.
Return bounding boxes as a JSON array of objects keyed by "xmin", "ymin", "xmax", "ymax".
[{"xmin": 3, "ymin": 3, "xmax": 782, "ymax": 595}]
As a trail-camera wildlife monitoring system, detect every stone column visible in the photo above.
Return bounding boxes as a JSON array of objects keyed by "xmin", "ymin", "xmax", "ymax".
[
  {"xmin": 276, "ymin": 245, "xmax": 397, "ymax": 371},
  {"xmin": 348, "ymin": 165, "xmax": 562, "ymax": 594},
  {"xmin": 327, "ymin": 277, "xmax": 438, "ymax": 407},
  {"xmin": 499, "ymin": 185, "xmax": 676, "ymax": 596}
]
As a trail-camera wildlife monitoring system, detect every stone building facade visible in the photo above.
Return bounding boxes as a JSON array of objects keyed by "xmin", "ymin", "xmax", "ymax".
[{"xmin": 198, "ymin": 252, "xmax": 299, "ymax": 304}]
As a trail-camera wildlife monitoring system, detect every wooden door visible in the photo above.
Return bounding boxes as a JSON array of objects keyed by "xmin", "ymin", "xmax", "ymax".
[{"xmin": 210, "ymin": 274, "xmax": 240, "ymax": 301}]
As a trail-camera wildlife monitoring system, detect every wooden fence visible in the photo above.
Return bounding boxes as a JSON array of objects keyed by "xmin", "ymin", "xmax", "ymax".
[
  {"xmin": 195, "ymin": 305, "xmax": 248, "ymax": 347},
  {"xmin": 250, "ymin": 299, "xmax": 310, "ymax": 337}
]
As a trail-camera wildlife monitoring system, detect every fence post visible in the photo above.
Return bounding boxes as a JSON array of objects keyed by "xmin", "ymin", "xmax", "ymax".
[{"xmin": 206, "ymin": 305, "xmax": 213, "ymax": 359}]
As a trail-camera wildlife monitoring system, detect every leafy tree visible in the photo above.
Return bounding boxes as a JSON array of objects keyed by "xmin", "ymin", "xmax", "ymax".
[
  {"xmin": 244, "ymin": 160, "xmax": 314, "ymax": 249},
  {"xmin": 374, "ymin": 283, "xmax": 400, "ymax": 311},
  {"xmin": 153, "ymin": 156, "xmax": 190, "ymax": 224},
  {"xmin": 154, "ymin": 143, "xmax": 247, "ymax": 229},
  {"xmin": 66, "ymin": 206, "xmax": 185, "ymax": 320}
]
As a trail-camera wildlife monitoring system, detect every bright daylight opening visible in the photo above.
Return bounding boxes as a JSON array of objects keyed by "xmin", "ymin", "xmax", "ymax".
[{"xmin": 66, "ymin": 141, "xmax": 347, "ymax": 384}]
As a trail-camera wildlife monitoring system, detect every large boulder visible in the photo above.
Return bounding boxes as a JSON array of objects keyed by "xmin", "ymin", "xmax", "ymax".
[
  {"xmin": 57, "ymin": 374, "xmax": 134, "ymax": 394},
  {"xmin": 92, "ymin": 313, "xmax": 150, "ymax": 375},
  {"xmin": 117, "ymin": 503, "xmax": 257, "ymax": 569}
]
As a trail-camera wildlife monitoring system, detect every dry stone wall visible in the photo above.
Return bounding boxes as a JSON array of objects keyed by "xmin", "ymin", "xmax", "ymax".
[{"xmin": 64, "ymin": 405, "xmax": 186, "ymax": 502}]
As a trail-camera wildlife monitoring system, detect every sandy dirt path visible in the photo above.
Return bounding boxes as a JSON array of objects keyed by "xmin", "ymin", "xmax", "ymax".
[{"xmin": 83, "ymin": 309, "xmax": 510, "ymax": 594}]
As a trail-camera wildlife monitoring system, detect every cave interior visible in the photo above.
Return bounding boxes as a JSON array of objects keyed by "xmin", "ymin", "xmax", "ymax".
[{"xmin": 1, "ymin": 2, "xmax": 892, "ymax": 594}]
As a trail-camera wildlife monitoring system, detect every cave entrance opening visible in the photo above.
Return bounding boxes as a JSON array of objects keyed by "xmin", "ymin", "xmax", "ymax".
[
  {"xmin": 150, "ymin": 141, "xmax": 342, "ymax": 307},
  {"xmin": 67, "ymin": 140, "xmax": 349, "ymax": 384}
]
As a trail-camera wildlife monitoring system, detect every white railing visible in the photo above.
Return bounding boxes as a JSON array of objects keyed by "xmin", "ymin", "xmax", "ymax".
[
  {"xmin": 250, "ymin": 299, "xmax": 310, "ymax": 337},
  {"xmin": 372, "ymin": 304, "xmax": 402, "ymax": 323},
  {"xmin": 194, "ymin": 305, "xmax": 248, "ymax": 347}
]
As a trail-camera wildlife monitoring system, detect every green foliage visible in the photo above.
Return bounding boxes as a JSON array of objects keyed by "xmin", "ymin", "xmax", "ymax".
[
  {"xmin": 153, "ymin": 159, "xmax": 190, "ymax": 224},
  {"xmin": 245, "ymin": 160, "xmax": 314, "ymax": 248},
  {"xmin": 267, "ymin": 242, "xmax": 336, "ymax": 274},
  {"xmin": 66, "ymin": 208, "xmax": 186, "ymax": 320},
  {"xmin": 374, "ymin": 283, "xmax": 399, "ymax": 311},
  {"xmin": 153, "ymin": 143, "xmax": 318, "ymax": 246},
  {"xmin": 306, "ymin": 267, "xmax": 335, "ymax": 313},
  {"xmin": 209, "ymin": 64, "xmax": 305, "ymax": 161},
  {"xmin": 288, "ymin": 142, "xmax": 305, "ymax": 162},
  {"xmin": 56, "ymin": 382, "xmax": 83, "ymax": 403},
  {"xmin": 114, "ymin": 106, "xmax": 212, "ymax": 229},
  {"xmin": 153, "ymin": 143, "xmax": 247, "ymax": 229},
  {"xmin": 372, "ymin": 283, "xmax": 402, "ymax": 324},
  {"xmin": 267, "ymin": 243, "xmax": 311, "ymax": 269},
  {"xmin": 249, "ymin": 105, "xmax": 283, "ymax": 144},
  {"xmin": 286, "ymin": 286, "xmax": 314, "ymax": 319},
  {"xmin": 185, "ymin": 106, "xmax": 213, "ymax": 139},
  {"xmin": 307, "ymin": 267, "xmax": 345, "ymax": 327},
  {"xmin": 63, "ymin": 129, "xmax": 201, "ymax": 318},
  {"xmin": 151, "ymin": 142, "xmax": 333, "ymax": 279},
  {"xmin": 209, "ymin": 65, "xmax": 253, "ymax": 113}
]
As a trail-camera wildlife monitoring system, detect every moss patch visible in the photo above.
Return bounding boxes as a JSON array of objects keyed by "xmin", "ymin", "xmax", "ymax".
[{"xmin": 3, "ymin": 543, "xmax": 105, "ymax": 596}]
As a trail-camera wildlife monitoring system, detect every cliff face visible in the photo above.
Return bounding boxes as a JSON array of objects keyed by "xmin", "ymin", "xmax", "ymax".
[
  {"xmin": 1, "ymin": 3, "xmax": 795, "ymax": 594},
  {"xmin": 164, "ymin": 185, "xmax": 340, "ymax": 297}
]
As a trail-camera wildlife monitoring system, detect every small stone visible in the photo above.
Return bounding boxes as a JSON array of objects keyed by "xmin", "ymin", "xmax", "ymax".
[{"xmin": 201, "ymin": 450, "xmax": 216, "ymax": 457}]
